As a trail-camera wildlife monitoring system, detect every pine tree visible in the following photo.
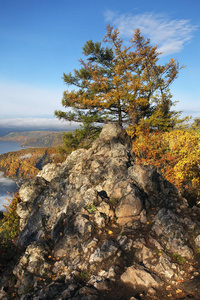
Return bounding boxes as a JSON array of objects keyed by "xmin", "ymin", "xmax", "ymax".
[{"xmin": 55, "ymin": 25, "xmax": 183, "ymax": 133}]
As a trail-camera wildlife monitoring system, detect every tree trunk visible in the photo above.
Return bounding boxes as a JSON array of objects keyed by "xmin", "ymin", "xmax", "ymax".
[
  {"xmin": 118, "ymin": 99, "xmax": 123, "ymax": 126},
  {"xmin": 132, "ymin": 110, "xmax": 138, "ymax": 126}
]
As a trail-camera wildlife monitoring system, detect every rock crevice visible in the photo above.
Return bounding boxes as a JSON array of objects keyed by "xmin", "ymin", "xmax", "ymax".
[{"xmin": 1, "ymin": 123, "xmax": 200, "ymax": 300}]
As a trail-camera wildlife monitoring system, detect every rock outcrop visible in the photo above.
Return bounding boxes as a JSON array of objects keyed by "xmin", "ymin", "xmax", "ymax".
[{"xmin": 1, "ymin": 123, "xmax": 200, "ymax": 300}]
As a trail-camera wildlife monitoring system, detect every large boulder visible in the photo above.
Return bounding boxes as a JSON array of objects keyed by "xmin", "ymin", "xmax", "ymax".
[
  {"xmin": 19, "ymin": 176, "xmax": 48, "ymax": 203},
  {"xmin": 2, "ymin": 123, "xmax": 200, "ymax": 300},
  {"xmin": 37, "ymin": 163, "xmax": 61, "ymax": 182},
  {"xmin": 121, "ymin": 264, "xmax": 162, "ymax": 289}
]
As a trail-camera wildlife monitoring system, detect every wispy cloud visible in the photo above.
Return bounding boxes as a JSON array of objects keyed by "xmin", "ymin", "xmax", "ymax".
[
  {"xmin": 0, "ymin": 117, "xmax": 79, "ymax": 131},
  {"xmin": 104, "ymin": 10, "xmax": 198, "ymax": 56},
  {"xmin": 0, "ymin": 176, "xmax": 17, "ymax": 211}
]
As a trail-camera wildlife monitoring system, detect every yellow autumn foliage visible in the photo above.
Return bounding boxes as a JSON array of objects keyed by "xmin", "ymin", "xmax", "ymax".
[
  {"xmin": 132, "ymin": 129, "xmax": 200, "ymax": 205},
  {"xmin": 0, "ymin": 147, "xmax": 63, "ymax": 179}
]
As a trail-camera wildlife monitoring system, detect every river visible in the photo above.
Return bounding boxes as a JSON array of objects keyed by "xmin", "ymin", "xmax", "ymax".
[
  {"xmin": 0, "ymin": 141, "xmax": 23, "ymax": 211},
  {"xmin": 0, "ymin": 140, "xmax": 23, "ymax": 155}
]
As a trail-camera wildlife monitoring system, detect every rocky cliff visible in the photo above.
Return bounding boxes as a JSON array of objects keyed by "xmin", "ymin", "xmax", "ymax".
[{"xmin": 1, "ymin": 124, "xmax": 200, "ymax": 300}]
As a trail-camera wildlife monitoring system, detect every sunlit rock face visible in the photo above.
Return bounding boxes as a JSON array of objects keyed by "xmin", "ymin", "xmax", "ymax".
[{"xmin": 1, "ymin": 123, "xmax": 200, "ymax": 300}]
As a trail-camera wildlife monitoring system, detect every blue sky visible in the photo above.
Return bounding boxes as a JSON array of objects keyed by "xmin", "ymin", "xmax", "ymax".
[{"xmin": 0, "ymin": 0, "xmax": 199, "ymax": 128}]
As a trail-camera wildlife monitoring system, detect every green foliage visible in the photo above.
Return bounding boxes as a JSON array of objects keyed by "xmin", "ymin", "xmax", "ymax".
[
  {"xmin": 55, "ymin": 25, "xmax": 183, "ymax": 133},
  {"xmin": 76, "ymin": 271, "xmax": 90, "ymax": 282},
  {"xmin": 86, "ymin": 204, "xmax": 97, "ymax": 213},
  {"xmin": 170, "ymin": 252, "xmax": 186, "ymax": 264},
  {"xmin": 0, "ymin": 193, "xmax": 23, "ymax": 274},
  {"xmin": 0, "ymin": 193, "xmax": 21, "ymax": 242},
  {"xmin": 59, "ymin": 132, "xmax": 79, "ymax": 155},
  {"xmin": 0, "ymin": 131, "xmax": 64, "ymax": 147},
  {"xmin": 58, "ymin": 115, "xmax": 101, "ymax": 156},
  {"xmin": 191, "ymin": 118, "xmax": 200, "ymax": 132}
]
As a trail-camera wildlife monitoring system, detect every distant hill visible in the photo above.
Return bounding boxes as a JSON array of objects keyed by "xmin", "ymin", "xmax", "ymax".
[
  {"xmin": 21, "ymin": 132, "xmax": 64, "ymax": 148},
  {"xmin": 0, "ymin": 122, "xmax": 78, "ymax": 138},
  {"xmin": 0, "ymin": 131, "xmax": 48, "ymax": 142},
  {"xmin": 0, "ymin": 131, "xmax": 65, "ymax": 147},
  {"xmin": 0, "ymin": 131, "xmax": 68, "ymax": 179}
]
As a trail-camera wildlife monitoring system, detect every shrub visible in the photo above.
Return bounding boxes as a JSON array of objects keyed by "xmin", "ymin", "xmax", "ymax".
[
  {"xmin": 0, "ymin": 193, "xmax": 21, "ymax": 242},
  {"xmin": 0, "ymin": 193, "xmax": 22, "ymax": 271},
  {"xmin": 132, "ymin": 129, "xmax": 200, "ymax": 206}
]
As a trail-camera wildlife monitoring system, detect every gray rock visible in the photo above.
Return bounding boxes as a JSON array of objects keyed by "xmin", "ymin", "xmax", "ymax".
[
  {"xmin": 0, "ymin": 288, "xmax": 8, "ymax": 300},
  {"xmin": 88, "ymin": 275, "xmax": 109, "ymax": 290},
  {"xmin": 133, "ymin": 239, "xmax": 154, "ymax": 262},
  {"xmin": 128, "ymin": 164, "xmax": 162, "ymax": 195},
  {"xmin": 37, "ymin": 163, "xmax": 60, "ymax": 182},
  {"xmin": 19, "ymin": 177, "xmax": 48, "ymax": 203},
  {"xmin": 194, "ymin": 235, "xmax": 200, "ymax": 248},
  {"xmin": 78, "ymin": 286, "xmax": 98, "ymax": 296},
  {"xmin": 96, "ymin": 201, "xmax": 110, "ymax": 216},
  {"xmin": 13, "ymin": 242, "xmax": 51, "ymax": 295},
  {"xmin": 99, "ymin": 123, "xmax": 132, "ymax": 152},
  {"xmin": 144, "ymin": 254, "xmax": 178, "ymax": 280},
  {"xmin": 13, "ymin": 242, "xmax": 50, "ymax": 278},
  {"xmin": 152, "ymin": 208, "xmax": 194, "ymax": 259},
  {"xmin": 89, "ymin": 240, "xmax": 119, "ymax": 263},
  {"xmin": 115, "ymin": 188, "xmax": 143, "ymax": 225},
  {"xmin": 74, "ymin": 214, "xmax": 92, "ymax": 236},
  {"xmin": 94, "ymin": 212, "xmax": 106, "ymax": 227},
  {"xmin": 51, "ymin": 212, "xmax": 66, "ymax": 243},
  {"xmin": 140, "ymin": 209, "xmax": 147, "ymax": 224},
  {"xmin": 16, "ymin": 201, "xmax": 30, "ymax": 219},
  {"xmin": 8, "ymin": 123, "xmax": 200, "ymax": 300},
  {"xmin": 121, "ymin": 264, "xmax": 162, "ymax": 288}
]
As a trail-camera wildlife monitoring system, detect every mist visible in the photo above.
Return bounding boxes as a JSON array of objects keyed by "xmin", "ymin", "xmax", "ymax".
[{"xmin": 0, "ymin": 117, "xmax": 80, "ymax": 137}]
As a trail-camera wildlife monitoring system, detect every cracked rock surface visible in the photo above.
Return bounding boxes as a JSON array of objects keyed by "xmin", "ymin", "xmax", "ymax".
[{"xmin": 1, "ymin": 123, "xmax": 200, "ymax": 300}]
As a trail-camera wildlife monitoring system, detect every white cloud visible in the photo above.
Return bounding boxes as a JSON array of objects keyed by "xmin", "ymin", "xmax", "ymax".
[
  {"xmin": 104, "ymin": 11, "xmax": 198, "ymax": 56},
  {"xmin": 0, "ymin": 176, "xmax": 16, "ymax": 211},
  {"xmin": 0, "ymin": 117, "xmax": 79, "ymax": 130},
  {"xmin": 0, "ymin": 196, "xmax": 10, "ymax": 211}
]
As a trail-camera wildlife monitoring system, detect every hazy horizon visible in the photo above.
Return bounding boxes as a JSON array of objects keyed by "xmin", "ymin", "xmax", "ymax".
[{"xmin": 0, "ymin": 117, "xmax": 80, "ymax": 137}]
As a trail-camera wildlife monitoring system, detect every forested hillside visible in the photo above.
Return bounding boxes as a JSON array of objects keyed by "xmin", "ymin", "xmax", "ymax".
[
  {"xmin": 132, "ymin": 126, "xmax": 200, "ymax": 206},
  {"xmin": 21, "ymin": 132, "xmax": 64, "ymax": 147},
  {"xmin": 0, "ymin": 131, "xmax": 64, "ymax": 147},
  {"xmin": 0, "ymin": 147, "xmax": 63, "ymax": 179}
]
